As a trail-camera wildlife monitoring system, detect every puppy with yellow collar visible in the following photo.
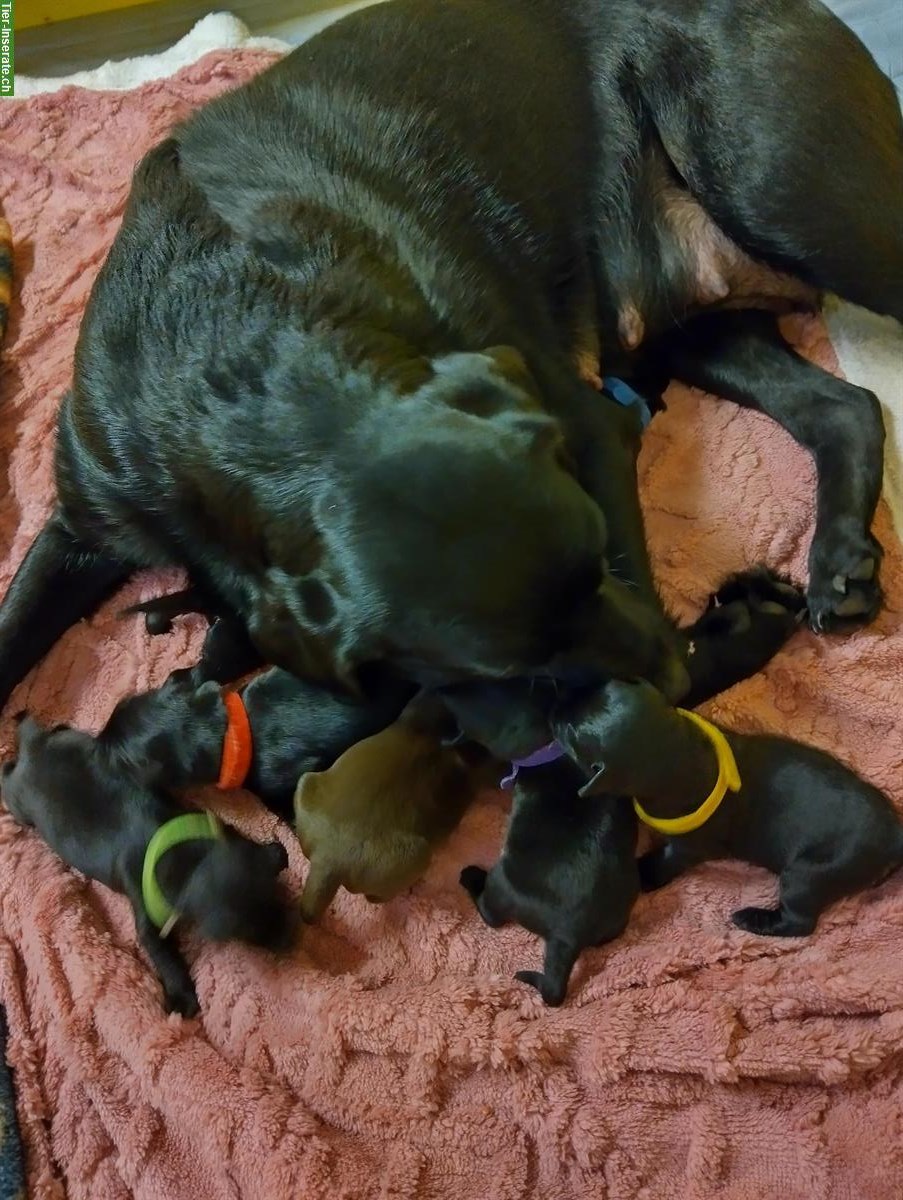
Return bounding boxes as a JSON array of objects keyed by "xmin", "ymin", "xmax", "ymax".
[{"xmin": 555, "ymin": 680, "xmax": 903, "ymax": 937}]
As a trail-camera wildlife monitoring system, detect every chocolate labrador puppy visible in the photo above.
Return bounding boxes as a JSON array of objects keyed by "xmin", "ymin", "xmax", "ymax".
[{"xmin": 0, "ymin": 0, "xmax": 896, "ymax": 717}]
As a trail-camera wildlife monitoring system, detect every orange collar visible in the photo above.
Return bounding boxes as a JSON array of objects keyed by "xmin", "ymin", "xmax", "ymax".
[{"xmin": 218, "ymin": 691, "xmax": 253, "ymax": 789}]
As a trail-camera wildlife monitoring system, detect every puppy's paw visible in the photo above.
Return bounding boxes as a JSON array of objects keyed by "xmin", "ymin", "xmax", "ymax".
[
  {"xmin": 637, "ymin": 849, "xmax": 672, "ymax": 893},
  {"xmin": 459, "ymin": 866, "xmax": 487, "ymax": 898},
  {"xmin": 731, "ymin": 906, "xmax": 814, "ymax": 938},
  {"xmin": 710, "ymin": 567, "xmax": 806, "ymax": 624},
  {"xmin": 514, "ymin": 969, "xmax": 565, "ymax": 1007},
  {"xmin": 807, "ymin": 529, "xmax": 882, "ymax": 632},
  {"xmin": 164, "ymin": 979, "xmax": 200, "ymax": 1018}
]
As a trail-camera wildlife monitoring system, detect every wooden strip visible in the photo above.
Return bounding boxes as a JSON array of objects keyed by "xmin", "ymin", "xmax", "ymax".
[{"xmin": 17, "ymin": 0, "xmax": 161, "ymax": 31}]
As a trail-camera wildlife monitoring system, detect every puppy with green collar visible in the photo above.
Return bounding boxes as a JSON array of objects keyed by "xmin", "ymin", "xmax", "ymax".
[
  {"xmin": 555, "ymin": 680, "xmax": 903, "ymax": 937},
  {"xmin": 1, "ymin": 713, "xmax": 294, "ymax": 1016}
]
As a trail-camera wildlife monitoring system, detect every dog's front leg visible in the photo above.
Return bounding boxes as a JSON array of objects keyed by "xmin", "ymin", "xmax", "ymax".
[
  {"xmin": 554, "ymin": 377, "xmax": 659, "ymax": 601},
  {"xmin": 120, "ymin": 859, "xmax": 199, "ymax": 1016},
  {"xmin": 656, "ymin": 310, "xmax": 885, "ymax": 632}
]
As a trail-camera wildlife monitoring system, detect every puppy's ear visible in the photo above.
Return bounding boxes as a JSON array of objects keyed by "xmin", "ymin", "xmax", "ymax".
[
  {"xmin": 578, "ymin": 762, "xmax": 607, "ymax": 798},
  {"xmin": 294, "ymin": 771, "xmax": 322, "ymax": 821}
]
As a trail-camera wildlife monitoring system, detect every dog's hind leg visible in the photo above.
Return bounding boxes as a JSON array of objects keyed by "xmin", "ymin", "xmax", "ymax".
[
  {"xmin": 657, "ymin": 311, "xmax": 885, "ymax": 632},
  {"xmin": 0, "ymin": 512, "xmax": 131, "ymax": 710},
  {"xmin": 639, "ymin": 0, "xmax": 903, "ymax": 323},
  {"xmin": 731, "ymin": 861, "xmax": 847, "ymax": 939},
  {"xmin": 515, "ymin": 937, "xmax": 579, "ymax": 1007}
]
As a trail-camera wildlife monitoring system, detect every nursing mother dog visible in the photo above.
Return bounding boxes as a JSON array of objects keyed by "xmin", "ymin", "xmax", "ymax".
[{"xmin": 0, "ymin": 0, "xmax": 898, "ymax": 744}]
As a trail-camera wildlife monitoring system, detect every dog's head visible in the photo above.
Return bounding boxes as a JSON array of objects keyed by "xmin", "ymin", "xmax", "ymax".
[
  {"xmin": 251, "ymin": 347, "xmax": 685, "ymax": 699},
  {"xmin": 177, "ymin": 835, "xmax": 296, "ymax": 952},
  {"xmin": 553, "ymin": 678, "xmax": 673, "ymax": 795}
]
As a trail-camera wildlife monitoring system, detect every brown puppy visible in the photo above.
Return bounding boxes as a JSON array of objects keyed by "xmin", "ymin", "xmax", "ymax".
[{"xmin": 294, "ymin": 721, "xmax": 486, "ymax": 922}]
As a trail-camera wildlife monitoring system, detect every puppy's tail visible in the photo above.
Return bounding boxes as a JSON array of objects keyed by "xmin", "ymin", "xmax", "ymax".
[
  {"xmin": 299, "ymin": 859, "xmax": 342, "ymax": 923},
  {"xmin": 515, "ymin": 937, "xmax": 580, "ymax": 1007}
]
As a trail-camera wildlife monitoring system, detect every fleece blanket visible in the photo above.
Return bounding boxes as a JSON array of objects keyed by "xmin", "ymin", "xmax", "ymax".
[{"xmin": 1, "ymin": 48, "xmax": 903, "ymax": 1200}]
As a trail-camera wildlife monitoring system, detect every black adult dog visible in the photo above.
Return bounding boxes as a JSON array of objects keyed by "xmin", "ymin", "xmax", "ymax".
[{"xmin": 0, "ymin": 0, "xmax": 898, "ymax": 716}]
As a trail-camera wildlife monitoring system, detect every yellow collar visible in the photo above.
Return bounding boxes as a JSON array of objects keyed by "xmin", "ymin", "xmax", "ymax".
[{"xmin": 633, "ymin": 710, "xmax": 741, "ymax": 835}]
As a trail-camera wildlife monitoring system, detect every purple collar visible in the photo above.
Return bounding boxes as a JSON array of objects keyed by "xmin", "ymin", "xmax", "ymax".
[{"xmin": 500, "ymin": 742, "xmax": 566, "ymax": 790}]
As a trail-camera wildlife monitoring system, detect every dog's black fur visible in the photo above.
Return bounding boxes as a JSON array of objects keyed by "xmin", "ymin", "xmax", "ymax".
[
  {"xmin": 461, "ymin": 759, "xmax": 638, "ymax": 1006},
  {"xmin": 0, "ymin": 0, "xmax": 897, "ymax": 721},
  {"xmin": 0, "ymin": 711, "xmax": 294, "ymax": 1016},
  {"xmin": 556, "ymin": 680, "xmax": 903, "ymax": 938},
  {"xmin": 456, "ymin": 569, "xmax": 807, "ymax": 1004}
]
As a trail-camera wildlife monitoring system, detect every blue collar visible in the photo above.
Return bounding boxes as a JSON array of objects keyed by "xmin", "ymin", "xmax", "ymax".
[{"xmin": 603, "ymin": 376, "xmax": 653, "ymax": 429}]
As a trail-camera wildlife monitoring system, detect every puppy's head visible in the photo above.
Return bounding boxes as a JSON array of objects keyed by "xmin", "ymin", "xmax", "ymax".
[
  {"xmin": 553, "ymin": 679, "xmax": 673, "ymax": 795},
  {"xmin": 180, "ymin": 835, "xmax": 296, "ymax": 952},
  {"xmin": 1, "ymin": 712, "xmax": 111, "ymax": 823},
  {"xmin": 279, "ymin": 347, "xmax": 684, "ymax": 697}
]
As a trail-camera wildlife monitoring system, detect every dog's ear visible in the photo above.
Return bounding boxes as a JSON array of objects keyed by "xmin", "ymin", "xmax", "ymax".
[
  {"xmin": 249, "ymin": 568, "xmax": 369, "ymax": 695},
  {"xmin": 428, "ymin": 345, "xmax": 544, "ymax": 416},
  {"xmin": 491, "ymin": 411, "xmax": 562, "ymax": 456}
]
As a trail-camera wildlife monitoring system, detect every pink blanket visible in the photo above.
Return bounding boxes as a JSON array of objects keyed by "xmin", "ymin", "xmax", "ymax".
[{"xmin": 1, "ymin": 50, "xmax": 902, "ymax": 1200}]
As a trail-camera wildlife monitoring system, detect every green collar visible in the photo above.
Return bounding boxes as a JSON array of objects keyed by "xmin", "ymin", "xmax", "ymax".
[{"xmin": 141, "ymin": 811, "xmax": 222, "ymax": 936}]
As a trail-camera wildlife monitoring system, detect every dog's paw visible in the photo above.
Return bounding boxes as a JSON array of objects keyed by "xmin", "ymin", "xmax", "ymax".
[
  {"xmin": 731, "ymin": 906, "xmax": 814, "ymax": 938},
  {"xmin": 164, "ymin": 980, "xmax": 200, "ymax": 1018},
  {"xmin": 459, "ymin": 866, "xmax": 487, "ymax": 897},
  {"xmin": 807, "ymin": 530, "xmax": 882, "ymax": 632},
  {"xmin": 514, "ymin": 969, "xmax": 565, "ymax": 1007}
]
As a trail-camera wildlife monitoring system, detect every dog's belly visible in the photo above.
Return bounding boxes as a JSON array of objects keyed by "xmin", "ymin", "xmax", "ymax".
[
  {"xmin": 662, "ymin": 187, "xmax": 820, "ymax": 317},
  {"xmin": 614, "ymin": 186, "xmax": 820, "ymax": 353}
]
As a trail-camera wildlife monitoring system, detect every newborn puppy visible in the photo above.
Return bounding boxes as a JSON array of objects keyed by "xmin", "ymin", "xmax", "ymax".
[
  {"xmin": 556, "ymin": 680, "xmax": 903, "ymax": 937},
  {"xmin": 460, "ymin": 757, "xmax": 638, "ymax": 1006},
  {"xmin": 1, "ymin": 713, "xmax": 293, "ymax": 1016},
  {"xmin": 90, "ymin": 617, "xmax": 415, "ymax": 816},
  {"xmin": 294, "ymin": 708, "xmax": 488, "ymax": 921}
]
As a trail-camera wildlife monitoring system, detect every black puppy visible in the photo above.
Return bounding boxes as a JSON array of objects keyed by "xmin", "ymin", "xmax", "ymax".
[
  {"xmin": 1, "ymin": 712, "xmax": 293, "ymax": 1016},
  {"xmin": 100, "ymin": 616, "xmax": 414, "ymax": 816},
  {"xmin": 461, "ymin": 758, "xmax": 638, "ymax": 1007},
  {"xmin": 557, "ymin": 680, "xmax": 903, "ymax": 938}
]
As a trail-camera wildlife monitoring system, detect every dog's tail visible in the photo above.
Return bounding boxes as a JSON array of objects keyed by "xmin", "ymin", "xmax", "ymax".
[
  {"xmin": 0, "ymin": 513, "xmax": 130, "ymax": 711},
  {"xmin": 515, "ymin": 937, "xmax": 580, "ymax": 1007},
  {"xmin": 299, "ymin": 859, "xmax": 342, "ymax": 923}
]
